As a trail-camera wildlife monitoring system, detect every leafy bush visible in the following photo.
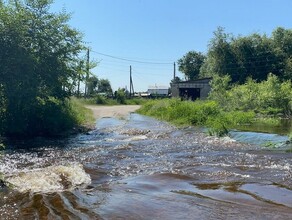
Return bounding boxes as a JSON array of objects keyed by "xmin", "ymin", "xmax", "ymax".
[
  {"xmin": 206, "ymin": 116, "xmax": 229, "ymax": 137},
  {"xmin": 1, "ymin": 97, "xmax": 94, "ymax": 137},
  {"xmin": 77, "ymin": 96, "xmax": 118, "ymax": 105},
  {"xmin": 77, "ymin": 95, "xmax": 147, "ymax": 106},
  {"xmin": 95, "ymin": 95, "xmax": 108, "ymax": 105},
  {"xmin": 210, "ymin": 73, "xmax": 292, "ymax": 117},
  {"xmin": 31, "ymin": 97, "xmax": 79, "ymax": 136},
  {"xmin": 138, "ymin": 99, "xmax": 255, "ymax": 136},
  {"xmin": 116, "ymin": 89, "xmax": 126, "ymax": 104},
  {"xmin": 125, "ymin": 98, "xmax": 148, "ymax": 105}
]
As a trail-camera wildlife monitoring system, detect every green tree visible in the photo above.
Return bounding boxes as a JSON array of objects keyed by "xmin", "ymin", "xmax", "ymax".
[
  {"xmin": 202, "ymin": 27, "xmax": 287, "ymax": 83},
  {"xmin": 177, "ymin": 51, "xmax": 205, "ymax": 80},
  {"xmin": 0, "ymin": 0, "xmax": 84, "ymax": 136},
  {"xmin": 97, "ymin": 79, "xmax": 113, "ymax": 95},
  {"xmin": 170, "ymin": 76, "xmax": 181, "ymax": 84},
  {"xmin": 204, "ymin": 27, "xmax": 238, "ymax": 81},
  {"xmin": 86, "ymin": 76, "xmax": 99, "ymax": 97},
  {"xmin": 115, "ymin": 88, "xmax": 126, "ymax": 104},
  {"xmin": 284, "ymin": 58, "xmax": 292, "ymax": 79},
  {"xmin": 208, "ymin": 74, "xmax": 231, "ymax": 108},
  {"xmin": 228, "ymin": 78, "xmax": 259, "ymax": 111},
  {"xmin": 272, "ymin": 27, "xmax": 292, "ymax": 80},
  {"xmin": 231, "ymin": 34, "xmax": 282, "ymax": 83}
]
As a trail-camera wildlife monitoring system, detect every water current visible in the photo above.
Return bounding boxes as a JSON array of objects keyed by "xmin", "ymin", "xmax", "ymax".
[{"xmin": 1, "ymin": 113, "xmax": 292, "ymax": 219}]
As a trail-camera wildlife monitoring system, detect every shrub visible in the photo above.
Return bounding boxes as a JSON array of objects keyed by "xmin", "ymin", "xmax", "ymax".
[
  {"xmin": 289, "ymin": 132, "xmax": 292, "ymax": 142},
  {"xmin": 1, "ymin": 97, "xmax": 94, "ymax": 137},
  {"xmin": 125, "ymin": 98, "xmax": 148, "ymax": 105},
  {"xmin": 209, "ymin": 73, "xmax": 292, "ymax": 117},
  {"xmin": 138, "ymin": 99, "xmax": 255, "ymax": 136},
  {"xmin": 116, "ymin": 89, "xmax": 126, "ymax": 104}
]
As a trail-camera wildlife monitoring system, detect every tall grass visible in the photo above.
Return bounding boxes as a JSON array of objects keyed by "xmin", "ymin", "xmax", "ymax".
[
  {"xmin": 288, "ymin": 129, "xmax": 292, "ymax": 142},
  {"xmin": 78, "ymin": 96, "xmax": 119, "ymax": 105},
  {"xmin": 68, "ymin": 97, "xmax": 95, "ymax": 127},
  {"xmin": 77, "ymin": 95, "xmax": 148, "ymax": 105},
  {"xmin": 137, "ymin": 99, "xmax": 255, "ymax": 136}
]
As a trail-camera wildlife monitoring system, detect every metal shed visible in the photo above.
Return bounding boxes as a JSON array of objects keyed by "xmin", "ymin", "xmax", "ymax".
[
  {"xmin": 170, "ymin": 78, "xmax": 212, "ymax": 100},
  {"xmin": 148, "ymin": 85, "xmax": 169, "ymax": 97}
]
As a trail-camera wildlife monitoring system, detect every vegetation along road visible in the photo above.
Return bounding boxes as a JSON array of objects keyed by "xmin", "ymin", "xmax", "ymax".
[{"xmin": 85, "ymin": 105, "xmax": 141, "ymax": 119}]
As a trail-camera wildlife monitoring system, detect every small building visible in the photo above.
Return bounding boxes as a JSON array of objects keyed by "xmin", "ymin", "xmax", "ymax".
[
  {"xmin": 170, "ymin": 78, "xmax": 212, "ymax": 100},
  {"xmin": 148, "ymin": 85, "xmax": 169, "ymax": 97}
]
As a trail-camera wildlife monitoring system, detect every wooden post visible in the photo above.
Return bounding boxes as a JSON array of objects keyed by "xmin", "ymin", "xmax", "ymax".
[
  {"xmin": 130, "ymin": 65, "xmax": 132, "ymax": 98},
  {"xmin": 129, "ymin": 65, "xmax": 135, "ymax": 98},
  {"xmin": 173, "ymin": 62, "xmax": 176, "ymax": 80},
  {"xmin": 85, "ymin": 48, "xmax": 90, "ymax": 97},
  {"xmin": 77, "ymin": 61, "xmax": 81, "ymax": 97}
]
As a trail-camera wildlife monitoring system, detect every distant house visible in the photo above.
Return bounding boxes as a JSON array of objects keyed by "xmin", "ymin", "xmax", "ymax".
[
  {"xmin": 148, "ymin": 85, "xmax": 169, "ymax": 97},
  {"xmin": 170, "ymin": 77, "xmax": 212, "ymax": 100}
]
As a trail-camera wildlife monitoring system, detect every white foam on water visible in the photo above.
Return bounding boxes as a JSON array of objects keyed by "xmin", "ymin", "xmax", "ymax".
[
  {"xmin": 124, "ymin": 135, "xmax": 148, "ymax": 141},
  {"xmin": 206, "ymin": 136, "xmax": 237, "ymax": 144},
  {"xmin": 5, "ymin": 163, "xmax": 91, "ymax": 193}
]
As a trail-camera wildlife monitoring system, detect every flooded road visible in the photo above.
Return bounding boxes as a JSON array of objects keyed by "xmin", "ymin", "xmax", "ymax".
[{"xmin": 1, "ymin": 113, "xmax": 292, "ymax": 219}]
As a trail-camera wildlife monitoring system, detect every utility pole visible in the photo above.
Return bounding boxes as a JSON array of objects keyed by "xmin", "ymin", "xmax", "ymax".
[
  {"xmin": 85, "ymin": 48, "xmax": 90, "ymax": 97},
  {"xmin": 129, "ymin": 65, "xmax": 132, "ymax": 97},
  {"xmin": 77, "ymin": 61, "xmax": 82, "ymax": 97},
  {"xmin": 131, "ymin": 73, "xmax": 134, "ymax": 97},
  {"xmin": 129, "ymin": 65, "xmax": 134, "ymax": 98},
  {"xmin": 173, "ymin": 62, "xmax": 176, "ymax": 80}
]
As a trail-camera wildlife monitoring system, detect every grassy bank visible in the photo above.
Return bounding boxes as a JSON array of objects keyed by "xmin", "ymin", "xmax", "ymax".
[
  {"xmin": 67, "ymin": 97, "xmax": 95, "ymax": 132},
  {"xmin": 137, "ymin": 99, "xmax": 255, "ymax": 136}
]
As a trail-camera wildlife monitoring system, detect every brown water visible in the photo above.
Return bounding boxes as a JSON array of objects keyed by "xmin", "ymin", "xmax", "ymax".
[{"xmin": 1, "ymin": 113, "xmax": 292, "ymax": 219}]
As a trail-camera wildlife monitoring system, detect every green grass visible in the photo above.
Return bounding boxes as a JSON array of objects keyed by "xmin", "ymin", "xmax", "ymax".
[
  {"xmin": 77, "ymin": 96, "xmax": 148, "ymax": 106},
  {"xmin": 137, "ymin": 99, "xmax": 255, "ymax": 137},
  {"xmin": 254, "ymin": 117, "xmax": 281, "ymax": 126},
  {"xmin": 288, "ymin": 131, "xmax": 292, "ymax": 142},
  {"xmin": 69, "ymin": 97, "xmax": 95, "ymax": 127},
  {"xmin": 125, "ymin": 98, "xmax": 149, "ymax": 105},
  {"xmin": 0, "ymin": 143, "xmax": 4, "ymax": 186}
]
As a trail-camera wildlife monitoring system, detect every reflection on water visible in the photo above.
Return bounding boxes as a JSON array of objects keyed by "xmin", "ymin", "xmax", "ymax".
[
  {"xmin": 1, "ymin": 113, "xmax": 292, "ymax": 219},
  {"xmin": 230, "ymin": 130, "xmax": 288, "ymax": 146},
  {"xmin": 238, "ymin": 119, "xmax": 292, "ymax": 135}
]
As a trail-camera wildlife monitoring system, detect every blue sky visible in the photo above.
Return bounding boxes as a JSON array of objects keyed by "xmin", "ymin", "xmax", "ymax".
[{"xmin": 51, "ymin": 0, "xmax": 292, "ymax": 92}]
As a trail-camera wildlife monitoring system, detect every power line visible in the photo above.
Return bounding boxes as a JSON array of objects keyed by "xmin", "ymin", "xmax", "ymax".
[
  {"xmin": 134, "ymin": 70, "xmax": 171, "ymax": 76},
  {"xmin": 91, "ymin": 50, "xmax": 173, "ymax": 65},
  {"xmin": 99, "ymin": 59, "xmax": 173, "ymax": 70}
]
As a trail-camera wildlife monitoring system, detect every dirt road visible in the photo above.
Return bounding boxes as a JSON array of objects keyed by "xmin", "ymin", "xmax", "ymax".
[{"xmin": 85, "ymin": 105, "xmax": 141, "ymax": 119}]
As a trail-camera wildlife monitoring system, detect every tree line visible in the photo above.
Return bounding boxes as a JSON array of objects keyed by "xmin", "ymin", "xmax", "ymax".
[
  {"xmin": 178, "ymin": 27, "xmax": 292, "ymax": 117},
  {"xmin": 178, "ymin": 26, "xmax": 292, "ymax": 83}
]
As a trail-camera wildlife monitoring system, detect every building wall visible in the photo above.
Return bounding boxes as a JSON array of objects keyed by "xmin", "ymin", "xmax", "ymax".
[
  {"xmin": 170, "ymin": 78, "xmax": 211, "ymax": 100},
  {"xmin": 148, "ymin": 89, "xmax": 168, "ymax": 96},
  {"xmin": 170, "ymin": 84, "xmax": 180, "ymax": 97},
  {"xmin": 199, "ymin": 84, "xmax": 211, "ymax": 99}
]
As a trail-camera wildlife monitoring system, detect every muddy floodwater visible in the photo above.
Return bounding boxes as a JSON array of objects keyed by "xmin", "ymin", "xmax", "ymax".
[{"xmin": 1, "ymin": 113, "xmax": 292, "ymax": 219}]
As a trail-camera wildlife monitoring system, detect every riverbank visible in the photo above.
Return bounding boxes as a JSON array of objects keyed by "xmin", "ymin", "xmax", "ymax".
[
  {"xmin": 2, "ymin": 108, "xmax": 292, "ymax": 219},
  {"xmin": 85, "ymin": 105, "xmax": 141, "ymax": 119},
  {"xmin": 137, "ymin": 99, "xmax": 254, "ymax": 137}
]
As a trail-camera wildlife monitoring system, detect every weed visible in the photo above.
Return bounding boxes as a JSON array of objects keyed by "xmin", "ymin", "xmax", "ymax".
[{"xmin": 138, "ymin": 99, "xmax": 255, "ymax": 137}]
